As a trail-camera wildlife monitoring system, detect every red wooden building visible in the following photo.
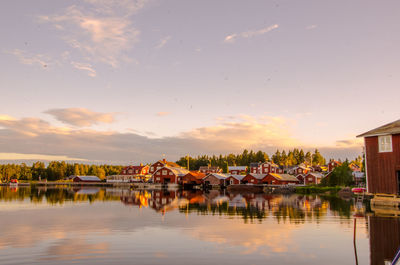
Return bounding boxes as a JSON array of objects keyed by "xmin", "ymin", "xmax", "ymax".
[
  {"xmin": 242, "ymin": 173, "xmax": 265, "ymax": 184},
  {"xmin": 293, "ymin": 166, "xmax": 309, "ymax": 175},
  {"xmin": 327, "ymin": 160, "xmax": 341, "ymax": 172},
  {"xmin": 357, "ymin": 119, "xmax": 400, "ymax": 194},
  {"xmin": 152, "ymin": 166, "xmax": 190, "ymax": 184},
  {"xmin": 261, "ymin": 173, "xmax": 300, "ymax": 185},
  {"xmin": 228, "ymin": 166, "xmax": 247, "ymax": 175},
  {"xmin": 202, "ymin": 173, "xmax": 227, "ymax": 186},
  {"xmin": 260, "ymin": 162, "xmax": 283, "ymax": 174},
  {"xmin": 149, "ymin": 159, "xmax": 181, "ymax": 174},
  {"xmin": 120, "ymin": 164, "xmax": 149, "ymax": 175},
  {"xmin": 225, "ymin": 175, "xmax": 246, "ymax": 185},
  {"xmin": 303, "ymin": 172, "xmax": 324, "ymax": 185},
  {"xmin": 199, "ymin": 166, "xmax": 222, "ymax": 174},
  {"xmin": 178, "ymin": 171, "xmax": 206, "ymax": 185},
  {"xmin": 249, "ymin": 162, "xmax": 262, "ymax": 174}
]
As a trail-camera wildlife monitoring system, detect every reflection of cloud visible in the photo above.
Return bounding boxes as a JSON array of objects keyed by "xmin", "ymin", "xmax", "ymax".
[
  {"xmin": 44, "ymin": 238, "xmax": 109, "ymax": 261},
  {"xmin": 224, "ymin": 24, "xmax": 279, "ymax": 43},
  {"xmin": 187, "ymin": 222, "xmax": 295, "ymax": 255},
  {"xmin": 44, "ymin": 108, "xmax": 115, "ymax": 127}
]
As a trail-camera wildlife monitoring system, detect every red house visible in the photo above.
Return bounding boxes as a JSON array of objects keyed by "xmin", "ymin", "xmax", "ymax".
[
  {"xmin": 153, "ymin": 166, "xmax": 190, "ymax": 184},
  {"xmin": 149, "ymin": 159, "xmax": 181, "ymax": 174},
  {"xmin": 242, "ymin": 173, "xmax": 265, "ymax": 184},
  {"xmin": 228, "ymin": 166, "xmax": 247, "ymax": 175},
  {"xmin": 202, "ymin": 173, "xmax": 227, "ymax": 186},
  {"xmin": 357, "ymin": 119, "xmax": 400, "ymax": 194},
  {"xmin": 260, "ymin": 162, "xmax": 283, "ymax": 174},
  {"xmin": 327, "ymin": 160, "xmax": 341, "ymax": 172},
  {"xmin": 225, "ymin": 175, "xmax": 246, "ymax": 185},
  {"xmin": 120, "ymin": 164, "xmax": 149, "ymax": 175},
  {"xmin": 295, "ymin": 174, "xmax": 305, "ymax": 184},
  {"xmin": 261, "ymin": 173, "xmax": 300, "ymax": 185},
  {"xmin": 249, "ymin": 162, "xmax": 262, "ymax": 174},
  {"xmin": 293, "ymin": 166, "xmax": 309, "ymax": 175},
  {"xmin": 178, "ymin": 171, "xmax": 206, "ymax": 185},
  {"xmin": 199, "ymin": 166, "xmax": 222, "ymax": 174},
  {"xmin": 303, "ymin": 172, "xmax": 324, "ymax": 185}
]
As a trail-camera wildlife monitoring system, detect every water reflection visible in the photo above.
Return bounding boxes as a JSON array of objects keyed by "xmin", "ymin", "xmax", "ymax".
[{"xmin": 0, "ymin": 186, "xmax": 398, "ymax": 265}]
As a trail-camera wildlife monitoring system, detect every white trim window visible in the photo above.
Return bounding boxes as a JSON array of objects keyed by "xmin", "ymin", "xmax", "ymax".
[{"xmin": 379, "ymin": 135, "xmax": 393, "ymax": 153}]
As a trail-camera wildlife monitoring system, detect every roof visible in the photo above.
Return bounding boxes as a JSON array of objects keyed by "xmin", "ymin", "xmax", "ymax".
[
  {"xmin": 307, "ymin": 172, "xmax": 325, "ymax": 179},
  {"xmin": 199, "ymin": 166, "xmax": 221, "ymax": 170},
  {"xmin": 357, "ymin": 119, "xmax": 400, "ymax": 137},
  {"xmin": 262, "ymin": 161, "xmax": 279, "ymax": 168},
  {"xmin": 74, "ymin": 176, "xmax": 101, "ymax": 181},
  {"xmin": 269, "ymin": 173, "xmax": 299, "ymax": 182},
  {"xmin": 228, "ymin": 166, "xmax": 247, "ymax": 170},
  {"xmin": 185, "ymin": 171, "xmax": 206, "ymax": 180},
  {"xmin": 204, "ymin": 173, "xmax": 227, "ymax": 180},
  {"xmin": 227, "ymin": 174, "xmax": 246, "ymax": 180},
  {"xmin": 154, "ymin": 160, "xmax": 181, "ymax": 168},
  {"xmin": 247, "ymin": 173, "xmax": 266, "ymax": 180},
  {"xmin": 249, "ymin": 162, "xmax": 262, "ymax": 167},
  {"xmin": 156, "ymin": 166, "xmax": 189, "ymax": 176}
]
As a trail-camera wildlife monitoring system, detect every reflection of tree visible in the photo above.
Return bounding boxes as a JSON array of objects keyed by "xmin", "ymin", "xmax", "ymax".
[{"xmin": 0, "ymin": 187, "xmax": 355, "ymax": 222}]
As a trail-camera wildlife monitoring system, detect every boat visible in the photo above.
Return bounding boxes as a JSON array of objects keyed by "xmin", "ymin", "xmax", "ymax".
[
  {"xmin": 351, "ymin": 187, "xmax": 366, "ymax": 193},
  {"xmin": 9, "ymin": 179, "xmax": 18, "ymax": 186}
]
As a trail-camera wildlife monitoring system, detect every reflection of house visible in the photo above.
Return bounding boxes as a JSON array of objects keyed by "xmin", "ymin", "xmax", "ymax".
[
  {"xmin": 242, "ymin": 173, "xmax": 265, "ymax": 184},
  {"xmin": 153, "ymin": 166, "xmax": 190, "ymax": 184},
  {"xmin": 228, "ymin": 166, "xmax": 247, "ymax": 175},
  {"xmin": 303, "ymin": 172, "xmax": 324, "ymax": 185},
  {"xmin": 149, "ymin": 159, "xmax": 181, "ymax": 174},
  {"xmin": 225, "ymin": 175, "xmax": 246, "ymax": 185},
  {"xmin": 261, "ymin": 173, "xmax": 300, "ymax": 185},
  {"xmin": 203, "ymin": 173, "xmax": 227, "ymax": 186},
  {"xmin": 369, "ymin": 216, "xmax": 400, "ymax": 265},
  {"xmin": 199, "ymin": 166, "xmax": 222, "ymax": 174},
  {"xmin": 357, "ymin": 119, "xmax": 400, "ymax": 194},
  {"xmin": 73, "ymin": 176, "xmax": 101, "ymax": 182},
  {"xmin": 178, "ymin": 171, "xmax": 206, "ymax": 185}
]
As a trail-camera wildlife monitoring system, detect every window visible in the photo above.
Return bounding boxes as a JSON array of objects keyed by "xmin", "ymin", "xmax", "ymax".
[
  {"xmin": 162, "ymin": 170, "xmax": 167, "ymax": 175},
  {"xmin": 151, "ymin": 166, "xmax": 154, "ymax": 171},
  {"xmin": 169, "ymin": 172, "xmax": 173, "ymax": 176},
  {"xmin": 379, "ymin": 135, "xmax": 393, "ymax": 152}
]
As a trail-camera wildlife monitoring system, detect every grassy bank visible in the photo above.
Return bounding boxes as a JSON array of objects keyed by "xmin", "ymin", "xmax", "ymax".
[{"xmin": 295, "ymin": 186, "xmax": 342, "ymax": 194}]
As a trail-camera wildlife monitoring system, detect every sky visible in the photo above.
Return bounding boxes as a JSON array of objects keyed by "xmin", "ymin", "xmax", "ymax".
[{"xmin": 0, "ymin": 0, "xmax": 399, "ymax": 164}]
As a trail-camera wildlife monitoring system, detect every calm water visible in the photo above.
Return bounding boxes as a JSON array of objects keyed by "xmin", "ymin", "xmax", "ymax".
[{"xmin": 0, "ymin": 186, "xmax": 398, "ymax": 265}]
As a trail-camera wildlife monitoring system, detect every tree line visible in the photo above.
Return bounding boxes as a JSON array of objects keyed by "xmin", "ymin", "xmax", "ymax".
[{"xmin": 0, "ymin": 161, "xmax": 123, "ymax": 181}]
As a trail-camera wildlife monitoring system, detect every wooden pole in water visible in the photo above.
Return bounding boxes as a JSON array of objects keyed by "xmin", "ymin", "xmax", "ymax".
[{"xmin": 353, "ymin": 217, "xmax": 359, "ymax": 265}]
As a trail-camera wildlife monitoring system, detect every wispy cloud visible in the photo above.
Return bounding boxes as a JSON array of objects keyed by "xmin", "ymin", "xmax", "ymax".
[
  {"xmin": 7, "ymin": 49, "xmax": 53, "ymax": 68},
  {"xmin": 156, "ymin": 112, "xmax": 170, "ymax": 117},
  {"xmin": 155, "ymin": 36, "xmax": 171, "ymax": 49},
  {"xmin": 44, "ymin": 108, "xmax": 115, "ymax": 127},
  {"xmin": 224, "ymin": 24, "xmax": 279, "ymax": 43},
  {"xmin": 306, "ymin": 25, "xmax": 317, "ymax": 30},
  {"xmin": 39, "ymin": 0, "xmax": 147, "ymax": 68},
  {"xmin": 71, "ymin": 61, "xmax": 97, "ymax": 77}
]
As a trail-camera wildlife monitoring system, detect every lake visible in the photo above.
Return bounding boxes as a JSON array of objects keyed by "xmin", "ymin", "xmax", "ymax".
[{"xmin": 0, "ymin": 186, "xmax": 398, "ymax": 265}]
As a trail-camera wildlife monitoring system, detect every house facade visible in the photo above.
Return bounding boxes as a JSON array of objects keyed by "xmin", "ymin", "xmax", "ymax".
[
  {"xmin": 260, "ymin": 162, "xmax": 283, "ymax": 174},
  {"xmin": 228, "ymin": 166, "xmax": 247, "ymax": 175},
  {"xmin": 153, "ymin": 166, "xmax": 190, "ymax": 184},
  {"xmin": 149, "ymin": 159, "xmax": 181, "ymax": 174},
  {"xmin": 357, "ymin": 119, "xmax": 400, "ymax": 194},
  {"xmin": 121, "ymin": 164, "xmax": 149, "ymax": 175},
  {"xmin": 225, "ymin": 175, "xmax": 246, "ymax": 185},
  {"xmin": 203, "ymin": 173, "xmax": 227, "ymax": 186},
  {"xmin": 261, "ymin": 173, "xmax": 300, "ymax": 185},
  {"xmin": 178, "ymin": 171, "xmax": 206, "ymax": 185},
  {"xmin": 303, "ymin": 172, "xmax": 324, "ymax": 185},
  {"xmin": 242, "ymin": 173, "xmax": 265, "ymax": 184}
]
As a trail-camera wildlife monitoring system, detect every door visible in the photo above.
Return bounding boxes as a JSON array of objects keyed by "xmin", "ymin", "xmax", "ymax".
[{"xmin": 397, "ymin": 171, "xmax": 400, "ymax": 195}]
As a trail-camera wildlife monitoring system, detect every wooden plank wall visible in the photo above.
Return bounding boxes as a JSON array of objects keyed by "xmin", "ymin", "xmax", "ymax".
[{"xmin": 365, "ymin": 135, "xmax": 400, "ymax": 194}]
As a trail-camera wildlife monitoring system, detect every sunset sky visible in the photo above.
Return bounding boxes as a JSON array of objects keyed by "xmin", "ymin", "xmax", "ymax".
[{"xmin": 0, "ymin": 0, "xmax": 399, "ymax": 164}]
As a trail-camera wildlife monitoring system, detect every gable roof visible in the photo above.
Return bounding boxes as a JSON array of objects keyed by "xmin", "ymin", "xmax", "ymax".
[
  {"xmin": 228, "ymin": 166, "xmax": 247, "ymax": 171},
  {"xmin": 357, "ymin": 119, "xmax": 400, "ymax": 137},
  {"xmin": 74, "ymin": 176, "xmax": 101, "ymax": 181},
  {"xmin": 306, "ymin": 172, "xmax": 325, "ymax": 179},
  {"xmin": 153, "ymin": 160, "xmax": 180, "ymax": 168},
  {"xmin": 185, "ymin": 171, "xmax": 206, "ymax": 180},
  {"xmin": 227, "ymin": 174, "xmax": 246, "ymax": 181},
  {"xmin": 204, "ymin": 173, "xmax": 227, "ymax": 180},
  {"xmin": 154, "ymin": 166, "xmax": 189, "ymax": 176},
  {"xmin": 247, "ymin": 173, "xmax": 266, "ymax": 180},
  {"xmin": 269, "ymin": 173, "xmax": 299, "ymax": 182}
]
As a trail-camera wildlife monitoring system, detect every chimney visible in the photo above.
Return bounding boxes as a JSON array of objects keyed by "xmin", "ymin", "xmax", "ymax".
[{"xmin": 163, "ymin": 158, "xmax": 166, "ymax": 164}]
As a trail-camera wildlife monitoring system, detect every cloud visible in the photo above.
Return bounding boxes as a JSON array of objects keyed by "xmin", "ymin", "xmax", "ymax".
[
  {"xmin": 44, "ymin": 108, "xmax": 115, "ymax": 127},
  {"xmin": 306, "ymin": 25, "xmax": 317, "ymax": 30},
  {"xmin": 224, "ymin": 24, "xmax": 279, "ymax": 43},
  {"xmin": 0, "ymin": 113, "xmax": 362, "ymax": 163},
  {"xmin": 0, "ymin": 153, "xmax": 87, "ymax": 161},
  {"xmin": 156, "ymin": 112, "xmax": 170, "ymax": 117},
  {"xmin": 7, "ymin": 49, "xmax": 53, "ymax": 68},
  {"xmin": 39, "ymin": 0, "xmax": 147, "ymax": 67},
  {"xmin": 335, "ymin": 139, "xmax": 363, "ymax": 148},
  {"xmin": 71, "ymin": 61, "xmax": 97, "ymax": 77},
  {"xmin": 155, "ymin": 36, "xmax": 171, "ymax": 49}
]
